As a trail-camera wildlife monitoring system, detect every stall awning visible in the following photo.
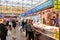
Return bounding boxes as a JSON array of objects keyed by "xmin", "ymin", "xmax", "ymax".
[{"xmin": 19, "ymin": 0, "xmax": 53, "ymax": 17}]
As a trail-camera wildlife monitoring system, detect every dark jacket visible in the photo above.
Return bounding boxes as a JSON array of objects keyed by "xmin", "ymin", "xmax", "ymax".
[
  {"xmin": 12, "ymin": 21, "xmax": 17, "ymax": 28},
  {"xmin": 6, "ymin": 21, "xmax": 9, "ymax": 26},
  {"xmin": 0, "ymin": 23, "xmax": 8, "ymax": 37},
  {"xmin": 22, "ymin": 21, "xmax": 27, "ymax": 26}
]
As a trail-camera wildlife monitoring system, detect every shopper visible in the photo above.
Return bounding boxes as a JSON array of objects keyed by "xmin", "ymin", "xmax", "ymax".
[
  {"xmin": 54, "ymin": 18, "xmax": 58, "ymax": 26},
  {"xmin": 8, "ymin": 21, "xmax": 12, "ymax": 30},
  {"xmin": 12, "ymin": 20, "xmax": 17, "ymax": 29},
  {"xmin": 6, "ymin": 21, "xmax": 9, "ymax": 27},
  {"xmin": 43, "ymin": 18, "xmax": 46, "ymax": 24},
  {"xmin": 26, "ymin": 19, "xmax": 34, "ymax": 40},
  {"xmin": 19, "ymin": 18, "xmax": 21, "ymax": 26},
  {"xmin": 21, "ymin": 19, "xmax": 27, "ymax": 31},
  {"xmin": 0, "ymin": 21, "xmax": 8, "ymax": 40},
  {"xmin": 21, "ymin": 20, "xmax": 24, "ymax": 31},
  {"xmin": 25, "ymin": 19, "xmax": 28, "ymax": 37},
  {"xmin": 53, "ymin": 16, "xmax": 58, "ymax": 26},
  {"xmin": 16, "ymin": 20, "xmax": 18, "ymax": 27},
  {"xmin": 12, "ymin": 20, "xmax": 17, "ymax": 40},
  {"xmin": 8, "ymin": 25, "xmax": 12, "ymax": 31},
  {"xmin": 43, "ymin": 12, "xmax": 46, "ymax": 24}
]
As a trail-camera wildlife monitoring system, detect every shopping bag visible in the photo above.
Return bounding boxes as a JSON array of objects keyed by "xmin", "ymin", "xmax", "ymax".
[{"xmin": 7, "ymin": 30, "xmax": 11, "ymax": 36}]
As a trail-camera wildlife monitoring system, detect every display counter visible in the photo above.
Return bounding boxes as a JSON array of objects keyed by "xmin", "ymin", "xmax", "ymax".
[{"xmin": 33, "ymin": 23, "xmax": 59, "ymax": 40}]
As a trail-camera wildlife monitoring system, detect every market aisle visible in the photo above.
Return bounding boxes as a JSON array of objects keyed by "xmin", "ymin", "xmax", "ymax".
[{"xmin": 6, "ymin": 26, "xmax": 25, "ymax": 40}]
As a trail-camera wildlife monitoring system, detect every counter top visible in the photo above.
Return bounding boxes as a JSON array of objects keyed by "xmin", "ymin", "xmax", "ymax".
[{"xmin": 33, "ymin": 23, "xmax": 59, "ymax": 40}]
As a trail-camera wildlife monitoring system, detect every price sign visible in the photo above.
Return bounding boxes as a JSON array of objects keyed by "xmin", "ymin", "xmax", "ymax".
[
  {"xmin": 54, "ymin": 30, "xmax": 59, "ymax": 40},
  {"xmin": 54, "ymin": 0, "xmax": 60, "ymax": 11}
]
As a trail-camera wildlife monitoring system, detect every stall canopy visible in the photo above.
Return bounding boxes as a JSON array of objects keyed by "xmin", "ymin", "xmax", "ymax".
[{"xmin": 19, "ymin": 0, "xmax": 53, "ymax": 17}]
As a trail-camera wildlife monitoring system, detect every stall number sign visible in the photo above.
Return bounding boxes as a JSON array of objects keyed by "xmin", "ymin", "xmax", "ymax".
[
  {"xmin": 54, "ymin": 0, "xmax": 60, "ymax": 11},
  {"xmin": 0, "ymin": 19, "xmax": 3, "ymax": 23}
]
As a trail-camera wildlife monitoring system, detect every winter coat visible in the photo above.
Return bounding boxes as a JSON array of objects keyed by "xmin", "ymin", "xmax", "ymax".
[{"xmin": 0, "ymin": 23, "xmax": 8, "ymax": 37}]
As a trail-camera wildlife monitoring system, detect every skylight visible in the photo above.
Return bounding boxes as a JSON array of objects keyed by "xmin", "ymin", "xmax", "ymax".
[{"xmin": 0, "ymin": 0, "xmax": 46, "ymax": 8}]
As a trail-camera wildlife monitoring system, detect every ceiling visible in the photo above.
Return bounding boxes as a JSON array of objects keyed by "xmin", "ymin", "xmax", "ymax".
[
  {"xmin": 0, "ymin": 6, "xmax": 28, "ymax": 14},
  {"xmin": 0, "ymin": 0, "xmax": 47, "ymax": 14}
]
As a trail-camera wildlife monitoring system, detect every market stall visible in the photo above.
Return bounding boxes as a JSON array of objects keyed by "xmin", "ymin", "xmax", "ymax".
[
  {"xmin": 33, "ymin": 7, "xmax": 59, "ymax": 40},
  {"xmin": 20, "ymin": 7, "xmax": 59, "ymax": 40}
]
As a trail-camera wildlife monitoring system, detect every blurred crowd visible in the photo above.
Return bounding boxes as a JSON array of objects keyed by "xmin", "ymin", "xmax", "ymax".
[{"xmin": 0, "ymin": 19, "xmax": 35, "ymax": 40}]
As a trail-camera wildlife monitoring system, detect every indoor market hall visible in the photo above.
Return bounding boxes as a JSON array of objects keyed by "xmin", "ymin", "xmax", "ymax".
[{"xmin": 0, "ymin": 0, "xmax": 59, "ymax": 40}]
